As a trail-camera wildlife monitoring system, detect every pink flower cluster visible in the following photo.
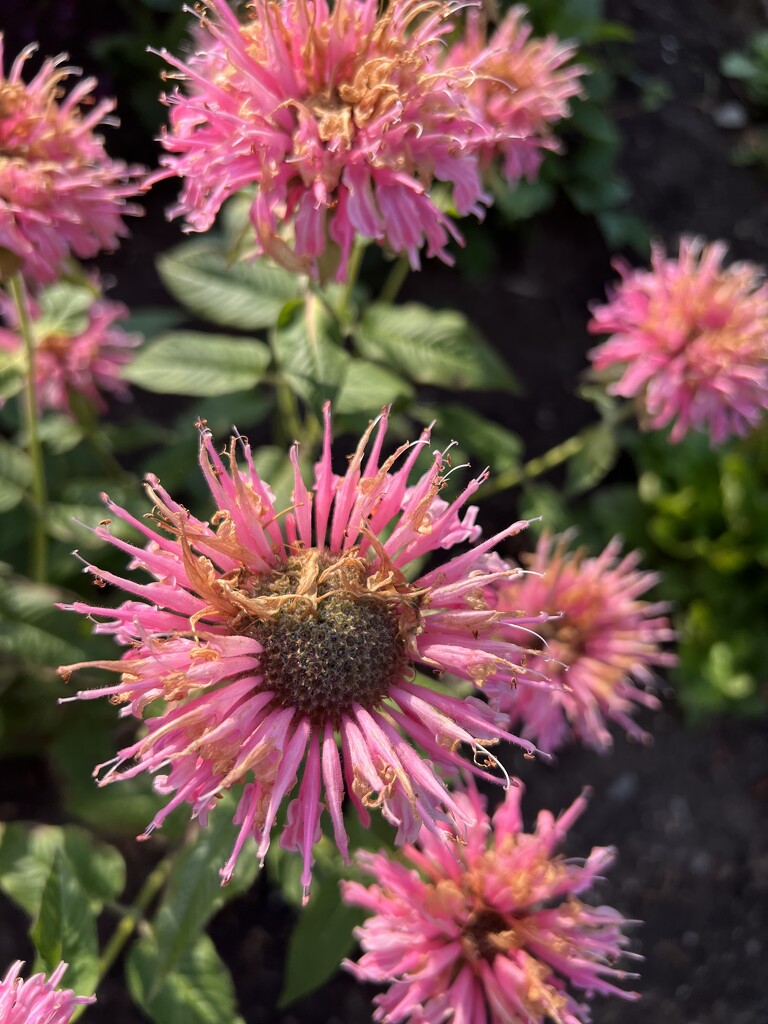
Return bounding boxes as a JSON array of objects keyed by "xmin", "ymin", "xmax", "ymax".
[
  {"xmin": 0, "ymin": 276, "xmax": 140, "ymax": 414},
  {"xmin": 60, "ymin": 408, "xmax": 552, "ymax": 899},
  {"xmin": 343, "ymin": 782, "xmax": 638, "ymax": 1024},
  {"xmin": 589, "ymin": 238, "xmax": 768, "ymax": 445},
  {"xmin": 444, "ymin": 6, "xmax": 585, "ymax": 183},
  {"xmin": 0, "ymin": 962, "xmax": 94, "ymax": 1024},
  {"xmin": 152, "ymin": 0, "xmax": 584, "ymax": 278},
  {"xmin": 491, "ymin": 533, "xmax": 675, "ymax": 753},
  {"xmin": 0, "ymin": 37, "xmax": 143, "ymax": 288}
]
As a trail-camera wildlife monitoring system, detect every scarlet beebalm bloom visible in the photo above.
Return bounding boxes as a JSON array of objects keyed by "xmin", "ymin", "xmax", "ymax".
[
  {"xmin": 60, "ymin": 408, "xmax": 551, "ymax": 897},
  {"xmin": 343, "ymin": 782, "xmax": 638, "ymax": 1024},
  {"xmin": 0, "ymin": 961, "xmax": 94, "ymax": 1024},
  {"xmin": 0, "ymin": 37, "xmax": 143, "ymax": 287},
  {"xmin": 0, "ymin": 277, "xmax": 140, "ymax": 414},
  {"xmin": 444, "ymin": 6, "xmax": 585, "ymax": 183},
  {"xmin": 490, "ymin": 534, "xmax": 674, "ymax": 753},
  {"xmin": 589, "ymin": 237, "xmax": 768, "ymax": 445},
  {"xmin": 152, "ymin": 0, "xmax": 493, "ymax": 279}
]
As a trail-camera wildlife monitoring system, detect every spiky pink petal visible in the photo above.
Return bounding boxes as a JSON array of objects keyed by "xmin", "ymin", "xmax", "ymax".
[
  {"xmin": 0, "ymin": 962, "xmax": 94, "ymax": 1024},
  {"xmin": 0, "ymin": 38, "xmax": 143, "ymax": 287},
  {"xmin": 489, "ymin": 533, "xmax": 675, "ymax": 752},
  {"xmin": 0, "ymin": 275, "xmax": 140, "ymax": 413},
  {"xmin": 589, "ymin": 237, "xmax": 768, "ymax": 445},
  {"xmin": 343, "ymin": 782, "xmax": 638, "ymax": 1024},
  {"xmin": 60, "ymin": 407, "xmax": 551, "ymax": 894}
]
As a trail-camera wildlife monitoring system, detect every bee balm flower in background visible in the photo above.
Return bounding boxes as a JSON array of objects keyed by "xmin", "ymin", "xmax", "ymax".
[
  {"xmin": 60, "ymin": 408, "xmax": 552, "ymax": 898},
  {"xmin": 589, "ymin": 237, "xmax": 768, "ymax": 445},
  {"xmin": 152, "ymin": 0, "xmax": 492, "ymax": 279},
  {"xmin": 343, "ymin": 782, "xmax": 638, "ymax": 1024},
  {"xmin": 0, "ymin": 275, "xmax": 140, "ymax": 414},
  {"xmin": 0, "ymin": 961, "xmax": 95, "ymax": 1024},
  {"xmin": 0, "ymin": 37, "xmax": 143, "ymax": 288},
  {"xmin": 490, "ymin": 533, "xmax": 674, "ymax": 753},
  {"xmin": 444, "ymin": 6, "xmax": 586, "ymax": 183}
]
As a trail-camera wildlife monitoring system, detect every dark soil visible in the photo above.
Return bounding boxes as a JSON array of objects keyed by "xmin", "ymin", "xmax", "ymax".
[{"xmin": 2, "ymin": 0, "xmax": 768, "ymax": 1021}]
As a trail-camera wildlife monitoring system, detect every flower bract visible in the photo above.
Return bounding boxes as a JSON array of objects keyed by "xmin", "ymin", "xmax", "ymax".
[
  {"xmin": 589, "ymin": 237, "xmax": 768, "ymax": 445},
  {"xmin": 60, "ymin": 408, "xmax": 551, "ymax": 897},
  {"xmin": 343, "ymin": 781, "xmax": 638, "ymax": 1024}
]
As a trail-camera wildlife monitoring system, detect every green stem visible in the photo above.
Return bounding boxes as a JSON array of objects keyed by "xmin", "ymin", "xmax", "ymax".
[
  {"xmin": 10, "ymin": 273, "xmax": 47, "ymax": 581},
  {"xmin": 379, "ymin": 254, "xmax": 410, "ymax": 304},
  {"xmin": 339, "ymin": 238, "xmax": 366, "ymax": 327},
  {"xmin": 479, "ymin": 405, "xmax": 633, "ymax": 500},
  {"xmin": 72, "ymin": 852, "xmax": 175, "ymax": 1021},
  {"xmin": 274, "ymin": 370, "xmax": 304, "ymax": 446},
  {"xmin": 69, "ymin": 391, "xmax": 131, "ymax": 483}
]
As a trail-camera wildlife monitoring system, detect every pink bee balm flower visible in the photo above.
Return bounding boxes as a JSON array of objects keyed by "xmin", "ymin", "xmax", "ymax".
[
  {"xmin": 151, "ymin": 0, "xmax": 491, "ymax": 279},
  {"xmin": 59, "ymin": 408, "xmax": 551, "ymax": 898},
  {"xmin": 0, "ymin": 37, "xmax": 144, "ymax": 288},
  {"xmin": 343, "ymin": 781, "xmax": 639, "ymax": 1024},
  {"xmin": 443, "ymin": 6, "xmax": 585, "ymax": 183},
  {"xmin": 588, "ymin": 238, "xmax": 768, "ymax": 445},
  {"xmin": 0, "ymin": 961, "xmax": 95, "ymax": 1024},
  {"xmin": 0, "ymin": 276, "xmax": 140, "ymax": 414},
  {"xmin": 490, "ymin": 534, "xmax": 675, "ymax": 753}
]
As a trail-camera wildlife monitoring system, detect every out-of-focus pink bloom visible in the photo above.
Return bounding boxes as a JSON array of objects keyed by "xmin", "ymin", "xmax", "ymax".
[
  {"xmin": 490, "ymin": 533, "xmax": 674, "ymax": 753},
  {"xmin": 0, "ymin": 961, "xmax": 95, "ymax": 1024},
  {"xmin": 443, "ymin": 6, "xmax": 585, "ymax": 183},
  {"xmin": 589, "ymin": 238, "xmax": 768, "ymax": 445},
  {"xmin": 151, "ymin": 0, "xmax": 493, "ymax": 279},
  {"xmin": 0, "ymin": 38, "xmax": 143, "ymax": 288},
  {"xmin": 343, "ymin": 781, "xmax": 638, "ymax": 1024},
  {"xmin": 60, "ymin": 407, "xmax": 552, "ymax": 898},
  {"xmin": 0, "ymin": 277, "xmax": 140, "ymax": 414}
]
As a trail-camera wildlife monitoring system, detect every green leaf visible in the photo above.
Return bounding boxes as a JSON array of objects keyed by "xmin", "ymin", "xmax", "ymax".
[
  {"xmin": 37, "ymin": 415, "xmax": 85, "ymax": 455},
  {"xmin": 0, "ymin": 438, "xmax": 31, "ymax": 513},
  {"xmin": 566, "ymin": 422, "xmax": 619, "ymax": 495},
  {"xmin": 126, "ymin": 932, "xmax": 244, "ymax": 1024},
  {"xmin": 122, "ymin": 306, "xmax": 186, "ymax": 339},
  {"xmin": 146, "ymin": 805, "xmax": 259, "ymax": 986},
  {"xmin": 279, "ymin": 875, "xmax": 363, "ymax": 1007},
  {"xmin": 51, "ymin": 709, "xmax": 173, "ymax": 839},
  {"xmin": 272, "ymin": 293, "xmax": 349, "ymax": 413},
  {"xmin": 122, "ymin": 332, "xmax": 271, "ymax": 396},
  {"xmin": 0, "ymin": 823, "xmax": 126, "ymax": 917},
  {"xmin": 335, "ymin": 359, "xmax": 413, "ymax": 415},
  {"xmin": 0, "ymin": 347, "xmax": 24, "ymax": 402},
  {"xmin": 0, "ymin": 571, "xmax": 85, "ymax": 666},
  {"xmin": 36, "ymin": 282, "xmax": 94, "ymax": 338},
  {"xmin": 491, "ymin": 178, "xmax": 555, "ymax": 222},
  {"xmin": 355, "ymin": 303, "xmax": 517, "ymax": 392},
  {"xmin": 157, "ymin": 240, "xmax": 301, "ymax": 331},
  {"xmin": 31, "ymin": 851, "xmax": 99, "ymax": 995}
]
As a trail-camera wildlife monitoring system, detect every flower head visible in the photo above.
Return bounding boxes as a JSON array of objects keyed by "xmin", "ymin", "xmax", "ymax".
[
  {"xmin": 588, "ymin": 237, "xmax": 768, "ymax": 445},
  {"xmin": 152, "ymin": 0, "xmax": 493, "ymax": 279},
  {"xmin": 489, "ymin": 533, "xmax": 674, "ymax": 753},
  {"xmin": 0, "ymin": 961, "xmax": 94, "ymax": 1024},
  {"xmin": 343, "ymin": 781, "xmax": 638, "ymax": 1024},
  {"xmin": 60, "ymin": 408, "xmax": 550, "ymax": 897},
  {"xmin": 443, "ymin": 6, "xmax": 585, "ymax": 183},
  {"xmin": 0, "ymin": 275, "xmax": 140, "ymax": 414},
  {"xmin": 0, "ymin": 38, "xmax": 144, "ymax": 288}
]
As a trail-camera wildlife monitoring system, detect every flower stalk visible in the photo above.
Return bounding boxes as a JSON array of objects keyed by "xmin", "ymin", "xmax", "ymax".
[{"xmin": 10, "ymin": 273, "xmax": 47, "ymax": 581}]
